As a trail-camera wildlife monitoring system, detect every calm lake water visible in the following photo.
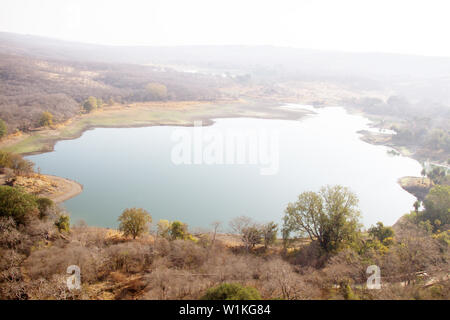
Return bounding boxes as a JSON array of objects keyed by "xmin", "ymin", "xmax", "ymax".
[{"xmin": 27, "ymin": 105, "xmax": 422, "ymax": 230}]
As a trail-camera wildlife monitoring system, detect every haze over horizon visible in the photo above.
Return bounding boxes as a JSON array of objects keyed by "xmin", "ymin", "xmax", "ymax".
[{"xmin": 1, "ymin": 0, "xmax": 449, "ymax": 57}]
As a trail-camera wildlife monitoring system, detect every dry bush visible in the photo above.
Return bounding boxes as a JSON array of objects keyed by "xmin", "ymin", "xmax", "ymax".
[
  {"xmin": 70, "ymin": 226, "xmax": 109, "ymax": 248},
  {"xmin": 322, "ymin": 249, "xmax": 368, "ymax": 285},
  {"xmin": 153, "ymin": 237, "xmax": 170, "ymax": 257},
  {"xmin": 293, "ymin": 241, "xmax": 329, "ymax": 268},
  {"xmin": 382, "ymin": 224, "xmax": 443, "ymax": 284},
  {"xmin": 26, "ymin": 275, "xmax": 84, "ymax": 300},
  {"xmin": 114, "ymin": 277, "xmax": 147, "ymax": 300},
  {"xmin": 206, "ymin": 251, "xmax": 259, "ymax": 282},
  {"xmin": 0, "ymin": 275, "xmax": 27, "ymax": 299},
  {"xmin": 104, "ymin": 242, "xmax": 153, "ymax": 274},
  {"xmin": 0, "ymin": 248, "xmax": 27, "ymax": 299},
  {"xmin": 0, "ymin": 217, "xmax": 22, "ymax": 249},
  {"xmin": 168, "ymin": 240, "xmax": 207, "ymax": 269},
  {"xmin": 142, "ymin": 267, "xmax": 214, "ymax": 300},
  {"xmin": 259, "ymin": 258, "xmax": 320, "ymax": 300},
  {"xmin": 24, "ymin": 243, "xmax": 103, "ymax": 283}
]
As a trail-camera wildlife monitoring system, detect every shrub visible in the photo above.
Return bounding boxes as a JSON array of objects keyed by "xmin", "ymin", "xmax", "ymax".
[
  {"xmin": 0, "ymin": 186, "xmax": 38, "ymax": 224},
  {"xmin": 36, "ymin": 197, "xmax": 54, "ymax": 219},
  {"xmin": 0, "ymin": 217, "xmax": 21, "ymax": 249},
  {"xmin": 168, "ymin": 240, "xmax": 207, "ymax": 269},
  {"xmin": 105, "ymin": 242, "xmax": 154, "ymax": 273},
  {"xmin": 25, "ymin": 244, "xmax": 101, "ymax": 283},
  {"xmin": 242, "ymin": 226, "xmax": 262, "ymax": 250},
  {"xmin": 0, "ymin": 151, "xmax": 34, "ymax": 175},
  {"xmin": 201, "ymin": 283, "xmax": 261, "ymax": 300},
  {"xmin": 39, "ymin": 111, "xmax": 53, "ymax": 127},
  {"xmin": 368, "ymin": 222, "xmax": 395, "ymax": 243},
  {"xmin": 55, "ymin": 214, "xmax": 70, "ymax": 233}
]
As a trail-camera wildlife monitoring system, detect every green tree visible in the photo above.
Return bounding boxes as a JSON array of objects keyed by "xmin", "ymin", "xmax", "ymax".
[
  {"xmin": 368, "ymin": 222, "xmax": 394, "ymax": 243},
  {"xmin": 420, "ymin": 185, "xmax": 450, "ymax": 231},
  {"xmin": 0, "ymin": 186, "xmax": 38, "ymax": 224},
  {"xmin": 39, "ymin": 111, "xmax": 53, "ymax": 127},
  {"xmin": 157, "ymin": 219, "xmax": 171, "ymax": 238},
  {"xmin": 0, "ymin": 151, "xmax": 34, "ymax": 175},
  {"xmin": 55, "ymin": 214, "xmax": 70, "ymax": 232},
  {"xmin": 282, "ymin": 185, "xmax": 362, "ymax": 253},
  {"xmin": 427, "ymin": 167, "xmax": 447, "ymax": 185},
  {"xmin": 201, "ymin": 283, "xmax": 261, "ymax": 300},
  {"xmin": 169, "ymin": 220, "xmax": 188, "ymax": 240},
  {"xmin": 83, "ymin": 96, "xmax": 98, "ymax": 113},
  {"xmin": 118, "ymin": 207, "xmax": 152, "ymax": 239},
  {"xmin": 0, "ymin": 118, "xmax": 7, "ymax": 138}
]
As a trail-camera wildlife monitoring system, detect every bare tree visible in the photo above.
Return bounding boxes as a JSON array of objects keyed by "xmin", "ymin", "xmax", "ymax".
[
  {"xmin": 229, "ymin": 216, "xmax": 262, "ymax": 251},
  {"xmin": 207, "ymin": 221, "xmax": 222, "ymax": 259},
  {"xmin": 229, "ymin": 216, "xmax": 252, "ymax": 235}
]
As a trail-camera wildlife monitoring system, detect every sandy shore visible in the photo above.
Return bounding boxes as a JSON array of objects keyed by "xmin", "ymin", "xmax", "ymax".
[
  {"xmin": 0, "ymin": 173, "xmax": 84, "ymax": 203},
  {"xmin": 43, "ymin": 175, "xmax": 83, "ymax": 203}
]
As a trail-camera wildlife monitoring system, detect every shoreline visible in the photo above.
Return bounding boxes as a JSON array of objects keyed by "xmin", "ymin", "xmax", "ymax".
[
  {"xmin": 43, "ymin": 174, "xmax": 84, "ymax": 203},
  {"xmin": 1, "ymin": 99, "xmax": 426, "ymax": 204},
  {"xmin": 0, "ymin": 99, "xmax": 310, "ymax": 156}
]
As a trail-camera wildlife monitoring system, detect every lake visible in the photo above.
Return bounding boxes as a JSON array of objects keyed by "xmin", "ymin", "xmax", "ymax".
[{"xmin": 27, "ymin": 104, "xmax": 422, "ymax": 230}]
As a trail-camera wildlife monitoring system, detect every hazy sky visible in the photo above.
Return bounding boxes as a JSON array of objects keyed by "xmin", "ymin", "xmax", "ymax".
[{"xmin": 1, "ymin": 0, "xmax": 449, "ymax": 56}]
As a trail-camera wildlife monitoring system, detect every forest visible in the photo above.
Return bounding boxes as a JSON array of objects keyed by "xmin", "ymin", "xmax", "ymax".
[{"xmin": 0, "ymin": 51, "xmax": 229, "ymax": 132}]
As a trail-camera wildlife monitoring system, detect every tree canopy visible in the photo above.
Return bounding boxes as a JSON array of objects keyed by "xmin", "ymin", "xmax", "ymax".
[
  {"xmin": 0, "ymin": 186, "xmax": 39, "ymax": 225},
  {"xmin": 0, "ymin": 151, "xmax": 34, "ymax": 175},
  {"xmin": 420, "ymin": 185, "xmax": 450, "ymax": 231},
  {"xmin": 169, "ymin": 220, "xmax": 188, "ymax": 240},
  {"xmin": 282, "ymin": 185, "xmax": 362, "ymax": 253},
  {"xmin": 118, "ymin": 208, "xmax": 152, "ymax": 239},
  {"xmin": 83, "ymin": 96, "xmax": 100, "ymax": 113},
  {"xmin": 39, "ymin": 111, "xmax": 53, "ymax": 127},
  {"xmin": 368, "ymin": 222, "xmax": 394, "ymax": 243}
]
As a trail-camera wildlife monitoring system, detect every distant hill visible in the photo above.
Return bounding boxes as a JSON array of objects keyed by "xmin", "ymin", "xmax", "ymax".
[
  {"xmin": 0, "ymin": 32, "xmax": 450, "ymax": 132},
  {"xmin": 0, "ymin": 33, "xmax": 231, "ymax": 132},
  {"xmin": 2, "ymin": 32, "xmax": 450, "ymax": 81}
]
